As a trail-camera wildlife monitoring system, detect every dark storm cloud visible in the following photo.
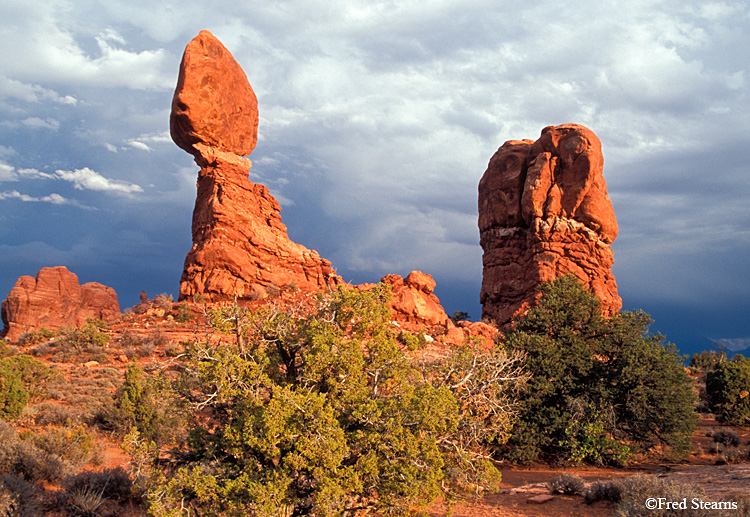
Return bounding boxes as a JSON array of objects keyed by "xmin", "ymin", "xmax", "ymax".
[{"xmin": 0, "ymin": 0, "xmax": 748, "ymax": 348}]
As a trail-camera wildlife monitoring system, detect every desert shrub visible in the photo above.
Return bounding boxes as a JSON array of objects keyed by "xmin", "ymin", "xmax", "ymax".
[
  {"xmin": 8, "ymin": 439, "xmax": 70, "ymax": 484},
  {"xmin": 118, "ymin": 331, "xmax": 144, "ymax": 349},
  {"xmin": 0, "ymin": 340, "xmax": 10, "ymax": 358},
  {"xmin": 136, "ymin": 342, "xmax": 156, "ymax": 357},
  {"xmin": 705, "ymin": 356, "xmax": 750, "ymax": 425},
  {"xmin": 0, "ymin": 421, "xmax": 75, "ymax": 483},
  {"xmin": 0, "ymin": 473, "xmax": 46, "ymax": 516},
  {"xmin": 46, "ymin": 321, "xmax": 111, "ymax": 363},
  {"xmin": 0, "ymin": 420, "xmax": 19, "ymax": 467},
  {"xmin": 0, "ymin": 370, "xmax": 28, "ymax": 420},
  {"xmin": 60, "ymin": 321, "xmax": 110, "ymax": 350},
  {"xmin": 690, "ymin": 350, "xmax": 727, "ymax": 372},
  {"xmin": 175, "ymin": 303, "xmax": 194, "ymax": 323},
  {"xmin": 585, "ymin": 480, "xmax": 624, "ymax": 505},
  {"xmin": 63, "ymin": 467, "xmax": 133, "ymax": 503},
  {"xmin": 62, "ymin": 466, "xmax": 135, "ymax": 515},
  {"xmin": 29, "ymin": 341, "xmax": 54, "ymax": 357},
  {"xmin": 712, "ymin": 428, "xmax": 741, "ymax": 447},
  {"xmin": 0, "ymin": 355, "xmax": 53, "ymax": 419},
  {"xmin": 397, "ymin": 330, "xmax": 426, "ymax": 351},
  {"xmin": 1, "ymin": 422, "xmax": 99, "ymax": 485},
  {"xmin": 153, "ymin": 293, "xmax": 173, "ymax": 311},
  {"xmin": 18, "ymin": 328, "xmax": 57, "ymax": 346},
  {"xmin": 614, "ymin": 474, "xmax": 744, "ymax": 516},
  {"xmin": 65, "ymin": 483, "xmax": 106, "ymax": 516},
  {"xmin": 715, "ymin": 445, "xmax": 750, "ymax": 465},
  {"xmin": 547, "ymin": 473, "xmax": 585, "ymax": 495},
  {"xmin": 97, "ymin": 363, "xmax": 182, "ymax": 445},
  {"xmin": 145, "ymin": 330, "xmax": 170, "ymax": 349},
  {"xmin": 29, "ymin": 423, "xmax": 95, "ymax": 467},
  {"xmin": 163, "ymin": 343, "xmax": 183, "ymax": 357},
  {"xmin": 128, "ymin": 284, "xmax": 526, "ymax": 516},
  {"xmin": 503, "ymin": 275, "xmax": 697, "ymax": 464},
  {"xmin": 31, "ymin": 402, "xmax": 78, "ymax": 426}
]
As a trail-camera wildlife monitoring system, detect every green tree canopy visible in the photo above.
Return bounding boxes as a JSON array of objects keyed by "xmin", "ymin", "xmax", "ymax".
[
  {"xmin": 706, "ymin": 355, "xmax": 750, "ymax": 425},
  {"xmin": 502, "ymin": 275, "xmax": 697, "ymax": 465},
  {"xmin": 130, "ymin": 284, "xmax": 527, "ymax": 516}
]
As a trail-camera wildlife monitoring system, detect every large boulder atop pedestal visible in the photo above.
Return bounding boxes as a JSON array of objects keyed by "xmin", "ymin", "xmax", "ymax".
[
  {"xmin": 171, "ymin": 31, "xmax": 341, "ymax": 302},
  {"xmin": 170, "ymin": 30, "xmax": 259, "ymax": 159}
]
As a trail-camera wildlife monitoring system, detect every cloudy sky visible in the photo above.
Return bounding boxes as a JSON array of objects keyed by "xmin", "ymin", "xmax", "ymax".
[{"xmin": 1, "ymin": 0, "xmax": 748, "ymax": 355}]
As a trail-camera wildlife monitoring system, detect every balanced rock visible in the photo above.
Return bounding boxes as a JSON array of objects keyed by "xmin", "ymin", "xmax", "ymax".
[
  {"xmin": 479, "ymin": 124, "xmax": 621, "ymax": 325},
  {"xmin": 1, "ymin": 266, "xmax": 120, "ymax": 341},
  {"xmin": 172, "ymin": 31, "xmax": 341, "ymax": 302},
  {"xmin": 170, "ymin": 30, "xmax": 259, "ymax": 159}
]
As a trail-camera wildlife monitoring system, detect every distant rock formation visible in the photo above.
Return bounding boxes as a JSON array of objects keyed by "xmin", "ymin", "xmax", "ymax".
[
  {"xmin": 363, "ymin": 271, "xmax": 498, "ymax": 347},
  {"xmin": 1, "ymin": 266, "xmax": 120, "ymax": 341},
  {"xmin": 171, "ymin": 30, "xmax": 341, "ymax": 302},
  {"xmin": 478, "ymin": 123, "xmax": 621, "ymax": 325},
  {"xmin": 381, "ymin": 271, "xmax": 451, "ymax": 327}
]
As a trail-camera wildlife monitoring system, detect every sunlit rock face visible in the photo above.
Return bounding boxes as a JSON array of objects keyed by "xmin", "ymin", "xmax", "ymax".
[
  {"xmin": 171, "ymin": 30, "xmax": 341, "ymax": 302},
  {"xmin": 1, "ymin": 266, "xmax": 120, "ymax": 341},
  {"xmin": 478, "ymin": 123, "xmax": 621, "ymax": 325}
]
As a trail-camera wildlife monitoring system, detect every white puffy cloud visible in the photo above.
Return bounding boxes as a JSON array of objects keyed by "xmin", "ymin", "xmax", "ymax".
[
  {"xmin": 0, "ymin": 2, "xmax": 172, "ymax": 90},
  {"xmin": 54, "ymin": 167, "xmax": 143, "ymax": 194},
  {"xmin": 0, "ymin": 189, "xmax": 81, "ymax": 206},
  {"xmin": 0, "ymin": 162, "xmax": 16, "ymax": 181},
  {"xmin": 0, "ymin": 76, "xmax": 77, "ymax": 105},
  {"xmin": 0, "ymin": 162, "xmax": 143, "ymax": 197}
]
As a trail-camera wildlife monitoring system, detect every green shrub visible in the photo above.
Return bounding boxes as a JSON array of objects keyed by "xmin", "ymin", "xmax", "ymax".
[
  {"xmin": 503, "ymin": 275, "xmax": 697, "ymax": 464},
  {"xmin": 690, "ymin": 350, "xmax": 727, "ymax": 372},
  {"xmin": 116, "ymin": 363, "xmax": 157, "ymax": 436},
  {"xmin": 0, "ymin": 355, "xmax": 53, "ymax": 419},
  {"xmin": 175, "ymin": 303, "xmax": 194, "ymax": 323},
  {"xmin": 560, "ymin": 398, "xmax": 632, "ymax": 466},
  {"xmin": 1, "ymin": 354, "xmax": 53, "ymax": 401},
  {"xmin": 61, "ymin": 321, "xmax": 110, "ymax": 350},
  {"xmin": 397, "ymin": 330, "xmax": 426, "ymax": 351},
  {"xmin": 705, "ymin": 356, "xmax": 750, "ymax": 425},
  {"xmin": 547, "ymin": 473, "xmax": 585, "ymax": 495},
  {"xmin": 129, "ymin": 284, "xmax": 526, "ymax": 516},
  {"xmin": 0, "ymin": 372, "xmax": 28, "ymax": 420},
  {"xmin": 97, "ymin": 362, "xmax": 182, "ymax": 445},
  {"xmin": 18, "ymin": 328, "xmax": 57, "ymax": 346}
]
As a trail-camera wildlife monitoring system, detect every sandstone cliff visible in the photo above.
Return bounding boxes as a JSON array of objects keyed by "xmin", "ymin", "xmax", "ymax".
[
  {"xmin": 1, "ymin": 266, "xmax": 120, "ymax": 341},
  {"xmin": 171, "ymin": 30, "xmax": 342, "ymax": 302},
  {"xmin": 479, "ymin": 124, "xmax": 621, "ymax": 325}
]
